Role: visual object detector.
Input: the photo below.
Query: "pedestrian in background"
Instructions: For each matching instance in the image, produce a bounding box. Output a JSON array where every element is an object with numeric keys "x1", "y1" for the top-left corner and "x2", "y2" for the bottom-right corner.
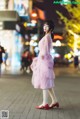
[
  {"x1": 0, "y1": 43, "x2": 5, "y2": 75},
  {"x1": 26, "y1": 51, "x2": 32, "y2": 73},
  {"x1": 3, "y1": 49, "x2": 8, "y2": 70},
  {"x1": 20, "y1": 50, "x2": 27, "y2": 72},
  {"x1": 31, "y1": 20, "x2": 59, "y2": 110},
  {"x1": 20, "y1": 50, "x2": 32, "y2": 73},
  {"x1": 74, "y1": 55, "x2": 79, "y2": 68}
]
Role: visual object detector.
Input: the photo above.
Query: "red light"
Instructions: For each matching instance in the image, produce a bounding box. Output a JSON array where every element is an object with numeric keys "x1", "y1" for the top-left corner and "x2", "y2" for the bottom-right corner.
[{"x1": 54, "y1": 35, "x2": 63, "y2": 40}]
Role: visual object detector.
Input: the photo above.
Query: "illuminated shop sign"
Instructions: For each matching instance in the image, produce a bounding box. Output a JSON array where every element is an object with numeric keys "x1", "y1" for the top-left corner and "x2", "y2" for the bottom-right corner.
[{"x1": 14, "y1": 0, "x2": 29, "y2": 16}]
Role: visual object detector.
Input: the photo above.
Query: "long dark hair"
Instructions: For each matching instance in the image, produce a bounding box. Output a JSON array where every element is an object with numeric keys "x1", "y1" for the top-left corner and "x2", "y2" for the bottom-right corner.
[{"x1": 44, "y1": 20, "x2": 54, "y2": 39}]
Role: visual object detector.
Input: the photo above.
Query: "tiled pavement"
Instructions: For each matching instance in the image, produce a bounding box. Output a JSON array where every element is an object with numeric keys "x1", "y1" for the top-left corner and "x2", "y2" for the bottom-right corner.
[{"x1": 0, "y1": 67, "x2": 80, "y2": 119}]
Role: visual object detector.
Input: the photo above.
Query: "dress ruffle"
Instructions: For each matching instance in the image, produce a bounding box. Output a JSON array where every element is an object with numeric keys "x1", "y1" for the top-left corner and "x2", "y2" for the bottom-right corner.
[{"x1": 31, "y1": 34, "x2": 55, "y2": 89}]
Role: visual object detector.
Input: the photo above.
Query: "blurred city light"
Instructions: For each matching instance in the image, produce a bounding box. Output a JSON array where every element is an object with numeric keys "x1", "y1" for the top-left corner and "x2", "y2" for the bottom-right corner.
[
  {"x1": 55, "y1": 40, "x2": 61, "y2": 46},
  {"x1": 34, "y1": 47, "x2": 39, "y2": 53},
  {"x1": 54, "y1": 53, "x2": 60, "y2": 58},
  {"x1": 74, "y1": 34, "x2": 79, "y2": 52},
  {"x1": 68, "y1": 53, "x2": 72, "y2": 58},
  {"x1": 54, "y1": 35, "x2": 63, "y2": 40},
  {"x1": 74, "y1": 49, "x2": 78, "y2": 56},
  {"x1": 31, "y1": 12, "x2": 37, "y2": 17},
  {"x1": 16, "y1": 24, "x2": 21, "y2": 32},
  {"x1": 0, "y1": 22, "x2": 3, "y2": 25},
  {"x1": 68, "y1": 30, "x2": 74, "y2": 35},
  {"x1": 31, "y1": 35, "x2": 38, "y2": 41},
  {"x1": 72, "y1": 24, "x2": 79, "y2": 30},
  {"x1": 23, "y1": 22, "x2": 27, "y2": 27},
  {"x1": 25, "y1": 34, "x2": 28, "y2": 39},
  {"x1": 27, "y1": 23, "x2": 36, "y2": 27},
  {"x1": 30, "y1": 40, "x2": 34, "y2": 46},
  {"x1": 0, "y1": 0, "x2": 5, "y2": 9},
  {"x1": 33, "y1": 42, "x2": 38, "y2": 46},
  {"x1": 51, "y1": 49, "x2": 55, "y2": 54},
  {"x1": 30, "y1": 9, "x2": 38, "y2": 24},
  {"x1": 64, "y1": 53, "x2": 72, "y2": 59},
  {"x1": 62, "y1": 0, "x2": 70, "y2": 5},
  {"x1": 31, "y1": 20, "x2": 37, "y2": 24},
  {"x1": 25, "y1": 41, "x2": 30, "y2": 45},
  {"x1": 14, "y1": 0, "x2": 29, "y2": 16}
]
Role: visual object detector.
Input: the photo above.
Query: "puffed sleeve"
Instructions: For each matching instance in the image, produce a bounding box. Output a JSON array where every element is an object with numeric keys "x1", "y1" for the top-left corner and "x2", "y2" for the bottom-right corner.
[{"x1": 40, "y1": 34, "x2": 52, "y2": 56}]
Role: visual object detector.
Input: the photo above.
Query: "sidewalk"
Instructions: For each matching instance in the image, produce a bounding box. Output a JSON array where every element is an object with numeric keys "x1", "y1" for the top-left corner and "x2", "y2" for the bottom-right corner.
[
  {"x1": 0, "y1": 70, "x2": 80, "y2": 119},
  {"x1": 54, "y1": 66, "x2": 80, "y2": 78}
]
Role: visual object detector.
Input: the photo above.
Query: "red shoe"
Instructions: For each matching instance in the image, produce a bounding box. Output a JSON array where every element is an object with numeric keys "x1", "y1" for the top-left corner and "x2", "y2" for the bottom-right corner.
[
  {"x1": 50, "y1": 102, "x2": 59, "y2": 109},
  {"x1": 36, "y1": 104, "x2": 50, "y2": 110}
]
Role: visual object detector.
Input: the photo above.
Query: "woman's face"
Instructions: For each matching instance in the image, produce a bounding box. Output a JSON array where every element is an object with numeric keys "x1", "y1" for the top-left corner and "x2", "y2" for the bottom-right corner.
[{"x1": 43, "y1": 23, "x2": 49, "y2": 33}]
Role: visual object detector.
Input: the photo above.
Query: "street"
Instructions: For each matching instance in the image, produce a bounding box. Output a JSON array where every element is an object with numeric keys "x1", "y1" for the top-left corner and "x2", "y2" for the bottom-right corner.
[{"x1": 0, "y1": 66, "x2": 80, "y2": 119}]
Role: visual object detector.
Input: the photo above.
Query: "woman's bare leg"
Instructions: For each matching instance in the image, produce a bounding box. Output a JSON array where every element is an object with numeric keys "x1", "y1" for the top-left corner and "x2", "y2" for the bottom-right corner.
[
  {"x1": 38, "y1": 89, "x2": 48, "y2": 107},
  {"x1": 48, "y1": 88, "x2": 58, "y2": 106},
  {"x1": 43, "y1": 89, "x2": 48, "y2": 105}
]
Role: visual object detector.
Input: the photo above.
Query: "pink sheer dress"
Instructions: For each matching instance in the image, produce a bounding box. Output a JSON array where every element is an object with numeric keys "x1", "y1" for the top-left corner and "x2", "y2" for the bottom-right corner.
[{"x1": 31, "y1": 33, "x2": 55, "y2": 89}]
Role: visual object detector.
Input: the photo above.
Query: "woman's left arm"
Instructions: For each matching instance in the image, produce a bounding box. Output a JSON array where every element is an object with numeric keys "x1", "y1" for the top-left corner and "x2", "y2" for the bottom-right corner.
[{"x1": 40, "y1": 34, "x2": 51, "y2": 59}]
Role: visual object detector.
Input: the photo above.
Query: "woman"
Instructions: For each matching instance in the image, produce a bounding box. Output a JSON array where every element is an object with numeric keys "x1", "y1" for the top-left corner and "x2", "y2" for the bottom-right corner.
[{"x1": 31, "y1": 20, "x2": 59, "y2": 110}]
